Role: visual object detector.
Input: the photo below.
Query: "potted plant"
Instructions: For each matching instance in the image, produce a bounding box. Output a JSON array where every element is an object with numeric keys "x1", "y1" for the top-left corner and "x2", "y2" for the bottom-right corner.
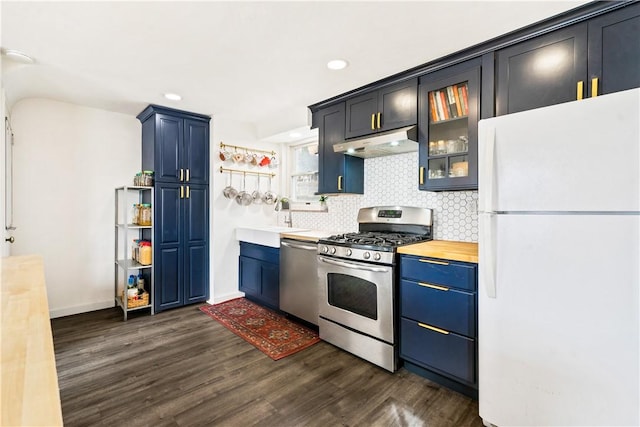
[{"x1": 319, "y1": 195, "x2": 328, "y2": 211}]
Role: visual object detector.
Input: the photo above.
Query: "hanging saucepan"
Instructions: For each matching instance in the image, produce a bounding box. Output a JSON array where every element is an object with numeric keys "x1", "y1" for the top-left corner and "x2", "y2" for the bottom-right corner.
[
  {"x1": 252, "y1": 175, "x2": 263, "y2": 204},
  {"x1": 236, "y1": 173, "x2": 253, "y2": 206},
  {"x1": 262, "y1": 174, "x2": 277, "y2": 205},
  {"x1": 222, "y1": 170, "x2": 237, "y2": 199}
]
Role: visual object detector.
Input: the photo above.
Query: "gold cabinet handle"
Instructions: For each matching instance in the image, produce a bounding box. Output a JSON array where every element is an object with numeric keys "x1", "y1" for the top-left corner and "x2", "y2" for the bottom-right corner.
[
  {"x1": 418, "y1": 259, "x2": 449, "y2": 266},
  {"x1": 371, "y1": 113, "x2": 375, "y2": 130},
  {"x1": 418, "y1": 282, "x2": 449, "y2": 291},
  {"x1": 418, "y1": 322, "x2": 450, "y2": 335},
  {"x1": 186, "y1": 169, "x2": 190, "y2": 182},
  {"x1": 577, "y1": 81, "x2": 584, "y2": 100},
  {"x1": 186, "y1": 186, "x2": 190, "y2": 198},
  {"x1": 419, "y1": 166, "x2": 425, "y2": 185},
  {"x1": 180, "y1": 168, "x2": 184, "y2": 182},
  {"x1": 377, "y1": 112, "x2": 381, "y2": 129},
  {"x1": 180, "y1": 185, "x2": 184, "y2": 199},
  {"x1": 591, "y1": 77, "x2": 599, "y2": 98},
  {"x1": 337, "y1": 175, "x2": 343, "y2": 191}
]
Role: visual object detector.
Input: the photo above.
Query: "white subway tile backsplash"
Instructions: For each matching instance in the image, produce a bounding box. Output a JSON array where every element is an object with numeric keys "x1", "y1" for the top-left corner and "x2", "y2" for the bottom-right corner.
[{"x1": 294, "y1": 152, "x2": 478, "y2": 242}]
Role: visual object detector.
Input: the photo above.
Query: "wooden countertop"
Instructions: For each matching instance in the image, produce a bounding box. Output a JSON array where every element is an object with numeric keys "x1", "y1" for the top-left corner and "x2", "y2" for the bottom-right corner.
[
  {"x1": 280, "y1": 230, "x2": 337, "y2": 243},
  {"x1": 1, "y1": 255, "x2": 63, "y2": 426},
  {"x1": 398, "y1": 240, "x2": 478, "y2": 263}
]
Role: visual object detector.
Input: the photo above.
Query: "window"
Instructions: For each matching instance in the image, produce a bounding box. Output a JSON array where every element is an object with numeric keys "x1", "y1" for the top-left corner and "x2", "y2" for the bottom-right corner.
[{"x1": 289, "y1": 141, "x2": 319, "y2": 202}]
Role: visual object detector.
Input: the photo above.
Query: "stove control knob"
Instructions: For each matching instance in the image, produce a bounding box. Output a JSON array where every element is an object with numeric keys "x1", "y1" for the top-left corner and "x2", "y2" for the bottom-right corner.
[
  {"x1": 322, "y1": 246, "x2": 329, "y2": 253},
  {"x1": 346, "y1": 249, "x2": 352, "y2": 257},
  {"x1": 330, "y1": 247, "x2": 336, "y2": 255},
  {"x1": 373, "y1": 252, "x2": 381, "y2": 261},
  {"x1": 363, "y1": 251, "x2": 371, "y2": 260}
]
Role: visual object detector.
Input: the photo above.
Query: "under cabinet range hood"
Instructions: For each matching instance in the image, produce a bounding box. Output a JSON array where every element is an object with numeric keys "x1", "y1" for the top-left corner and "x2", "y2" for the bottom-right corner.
[{"x1": 333, "y1": 126, "x2": 418, "y2": 159}]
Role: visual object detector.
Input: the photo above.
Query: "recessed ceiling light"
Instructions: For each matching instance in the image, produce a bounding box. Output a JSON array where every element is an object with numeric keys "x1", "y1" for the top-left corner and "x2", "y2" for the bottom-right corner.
[
  {"x1": 2, "y1": 49, "x2": 35, "y2": 64},
  {"x1": 327, "y1": 59, "x2": 348, "y2": 70},
  {"x1": 163, "y1": 93, "x2": 182, "y2": 101},
  {"x1": 289, "y1": 132, "x2": 302, "y2": 138}
]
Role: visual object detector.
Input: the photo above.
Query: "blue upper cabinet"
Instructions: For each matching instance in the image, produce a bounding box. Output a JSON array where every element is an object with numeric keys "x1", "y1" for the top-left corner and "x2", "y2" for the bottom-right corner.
[
  {"x1": 314, "y1": 102, "x2": 364, "y2": 194},
  {"x1": 495, "y1": 1, "x2": 639, "y2": 115},
  {"x1": 138, "y1": 105, "x2": 210, "y2": 185},
  {"x1": 345, "y1": 79, "x2": 417, "y2": 139},
  {"x1": 418, "y1": 59, "x2": 481, "y2": 192},
  {"x1": 183, "y1": 119, "x2": 210, "y2": 185},
  {"x1": 587, "y1": 2, "x2": 640, "y2": 97}
]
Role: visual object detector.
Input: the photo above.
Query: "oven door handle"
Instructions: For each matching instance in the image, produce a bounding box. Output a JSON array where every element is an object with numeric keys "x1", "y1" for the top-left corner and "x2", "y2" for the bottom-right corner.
[{"x1": 319, "y1": 257, "x2": 390, "y2": 273}]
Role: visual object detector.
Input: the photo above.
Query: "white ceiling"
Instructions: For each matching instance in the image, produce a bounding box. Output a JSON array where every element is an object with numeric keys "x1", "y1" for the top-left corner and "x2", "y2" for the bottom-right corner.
[{"x1": 1, "y1": 1, "x2": 588, "y2": 143}]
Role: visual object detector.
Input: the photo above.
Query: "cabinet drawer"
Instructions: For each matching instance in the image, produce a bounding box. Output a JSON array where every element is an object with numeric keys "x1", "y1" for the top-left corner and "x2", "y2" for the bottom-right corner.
[
  {"x1": 239, "y1": 242, "x2": 279, "y2": 264},
  {"x1": 400, "y1": 279, "x2": 476, "y2": 337},
  {"x1": 400, "y1": 317, "x2": 475, "y2": 384},
  {"x1": 400, "y1": 256, "x2": 476, "y2": 291}
]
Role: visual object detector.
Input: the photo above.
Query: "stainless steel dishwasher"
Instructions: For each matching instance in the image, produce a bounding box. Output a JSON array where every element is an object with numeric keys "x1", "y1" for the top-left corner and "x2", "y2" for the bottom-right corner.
[{"x1": 279, "y1": 238, "x2": 319, "y2": 325}]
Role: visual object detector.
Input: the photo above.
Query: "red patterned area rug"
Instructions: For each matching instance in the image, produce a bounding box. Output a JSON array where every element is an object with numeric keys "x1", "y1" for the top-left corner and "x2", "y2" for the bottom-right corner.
[{"x1": 199, "y1": 298, "x2": 320, "y2": 360}]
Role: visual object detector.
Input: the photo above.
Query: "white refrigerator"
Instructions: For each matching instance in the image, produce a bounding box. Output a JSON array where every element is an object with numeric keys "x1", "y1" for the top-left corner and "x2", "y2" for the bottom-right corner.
[{"x1": 477, "y1": 88, "x2": 639, "y2": 426}]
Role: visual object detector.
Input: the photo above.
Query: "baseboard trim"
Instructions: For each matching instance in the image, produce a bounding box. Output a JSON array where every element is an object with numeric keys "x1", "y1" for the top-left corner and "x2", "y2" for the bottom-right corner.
[
  {"x1": 49, "y1": 300, "x2": 114, "y2": 319},
  {"x1": 209, "y1": 291, "x2": 245, "y2": 305}
]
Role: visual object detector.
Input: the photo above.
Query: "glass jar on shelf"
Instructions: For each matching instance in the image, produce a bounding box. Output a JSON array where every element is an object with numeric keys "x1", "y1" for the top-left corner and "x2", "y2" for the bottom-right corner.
[
  {"x1": 139, "y1": 204, "x2": 152, "y2": 226},
  {"x1": 138, "y1": 241, "x2": 152, "y2": 265},
  {"x1": 131, "y1": 204, "x2": 140, "y2": 225},
  {"x1": 142, "y1": 171, "x2": 154, "y2": 186}
]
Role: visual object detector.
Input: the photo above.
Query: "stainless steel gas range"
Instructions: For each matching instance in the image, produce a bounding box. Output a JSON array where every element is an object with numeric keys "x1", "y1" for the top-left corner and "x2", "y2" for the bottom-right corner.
[{"x1": 317, "y1": 206, "x2": 433, "y2": 372}]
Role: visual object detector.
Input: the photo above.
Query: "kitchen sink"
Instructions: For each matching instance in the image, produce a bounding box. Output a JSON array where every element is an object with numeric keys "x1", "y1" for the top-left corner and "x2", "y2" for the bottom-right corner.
[{"x1": 235, "y1": 226, "x2": 309, "y2": 248}]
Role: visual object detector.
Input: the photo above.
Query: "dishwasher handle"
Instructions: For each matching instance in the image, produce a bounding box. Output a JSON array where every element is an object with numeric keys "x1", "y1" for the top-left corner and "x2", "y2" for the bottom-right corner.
[{"x1": 281, "y1": 240, "x2": 318, "y2": 251}]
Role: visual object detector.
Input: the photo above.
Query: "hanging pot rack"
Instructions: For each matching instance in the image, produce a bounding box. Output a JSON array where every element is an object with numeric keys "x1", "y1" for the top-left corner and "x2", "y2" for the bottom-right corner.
[
  {"x1": 219, "y1": 141, "x2": 275, "y2": 156},
  {"x1": 219, "y1": 166, "x2": 275, "y2": 177}
]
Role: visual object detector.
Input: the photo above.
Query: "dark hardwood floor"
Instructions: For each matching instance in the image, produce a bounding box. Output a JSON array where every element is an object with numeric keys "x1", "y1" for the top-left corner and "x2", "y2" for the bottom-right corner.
[{"x1": 51, "y1": 305, "x2": 483, "y2": 427}]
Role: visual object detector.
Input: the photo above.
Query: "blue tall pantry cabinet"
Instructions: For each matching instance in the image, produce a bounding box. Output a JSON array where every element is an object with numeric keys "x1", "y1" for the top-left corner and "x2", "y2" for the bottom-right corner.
[{"x1": 137, "y1": 105, "x2": 210, "y2": 313}]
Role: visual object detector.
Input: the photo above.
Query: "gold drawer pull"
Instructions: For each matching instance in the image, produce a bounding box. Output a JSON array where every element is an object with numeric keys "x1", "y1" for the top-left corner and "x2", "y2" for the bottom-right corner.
[
  {"x1": 418, "y1": 323, "x2": 450, "y2": 335},
  {"x1": 418, "y1": 282, "x2": 449, "y2": 291},
  {"x1": 418, "y1": 259, "x2": 449, "y2": 266},
  {"x1": 576, "y1": 81, "x2": 584, "y2": 100},
  {"x1": 591, "y1": 77, "x2": 599, "y2": 98},
  {"x1": 419, "y1": 166, "x2": 425, "y2": 185},
  {"x1": 371, "y1": 113, "x2": 375, "y2": 130}
]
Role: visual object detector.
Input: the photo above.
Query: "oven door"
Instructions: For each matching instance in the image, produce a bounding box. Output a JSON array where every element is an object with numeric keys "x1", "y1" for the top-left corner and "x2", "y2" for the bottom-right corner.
[{"x1": 318, "y1": 254, "x2": 394, "y2": 343}]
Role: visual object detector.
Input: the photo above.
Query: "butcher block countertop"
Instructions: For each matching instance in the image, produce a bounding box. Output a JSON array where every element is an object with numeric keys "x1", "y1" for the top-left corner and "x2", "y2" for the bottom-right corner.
[
  {"x1": 280, "y1": 230, "x2": 336, "y2": 243},
  {"x1": 398, "y1": 240, "x2": 479, "y2": 263},
  {"x1": 1, "y1": 255, "x2": 63, "y2": 427}
]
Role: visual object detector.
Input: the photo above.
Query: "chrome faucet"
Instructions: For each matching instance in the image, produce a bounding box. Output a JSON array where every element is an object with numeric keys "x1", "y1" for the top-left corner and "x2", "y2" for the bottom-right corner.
[{"x1": 284, "y1": 211, "x2": 292, "y2": 228}]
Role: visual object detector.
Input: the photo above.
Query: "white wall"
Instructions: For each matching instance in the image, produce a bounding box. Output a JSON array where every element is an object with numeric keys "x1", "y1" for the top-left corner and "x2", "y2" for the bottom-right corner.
[
  {"x1": 10, "y1": 99, "x2": 140, "y2": 317},
  {"x1": 209, "y1": 115, "x2": 282, "y2": 303}
]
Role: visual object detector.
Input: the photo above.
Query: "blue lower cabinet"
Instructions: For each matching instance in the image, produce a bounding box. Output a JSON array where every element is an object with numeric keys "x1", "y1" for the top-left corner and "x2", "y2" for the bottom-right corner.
[
  {"x1": 154, "y1": 183, "x2": 209, "y2": 313},
  {"x1": 400, "y1": 279, "x2": 476, "y2": 337},
  {"x1": 400, "y1": 318, "x2": 475, "y2": 384},
  {"x1": 239, "y1": 243, "x2": 279, "y2": 310},
  {"x1": 399, "y1": 254, "x2": 478, "y2": 397}
]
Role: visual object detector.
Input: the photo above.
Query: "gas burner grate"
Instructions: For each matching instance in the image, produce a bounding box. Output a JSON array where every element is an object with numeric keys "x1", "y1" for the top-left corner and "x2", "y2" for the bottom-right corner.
[{"x1": 325, "y1": 232, "x2": 431, "y2": 248}]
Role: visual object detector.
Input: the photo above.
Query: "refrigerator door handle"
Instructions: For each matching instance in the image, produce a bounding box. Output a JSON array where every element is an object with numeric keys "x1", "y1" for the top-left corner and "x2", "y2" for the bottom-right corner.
[
  {"x1": 480, "y1": 212, "x2": 497, "y2": 298},
  {"x1": 478, "y1": 125, "x2": 496, "y2": 213}
]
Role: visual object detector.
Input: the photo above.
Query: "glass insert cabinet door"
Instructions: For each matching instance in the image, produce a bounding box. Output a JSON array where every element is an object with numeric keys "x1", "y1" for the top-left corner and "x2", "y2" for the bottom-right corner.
[{"x1": 418, "y1": 64, "x2": 480, "y2": 191}]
